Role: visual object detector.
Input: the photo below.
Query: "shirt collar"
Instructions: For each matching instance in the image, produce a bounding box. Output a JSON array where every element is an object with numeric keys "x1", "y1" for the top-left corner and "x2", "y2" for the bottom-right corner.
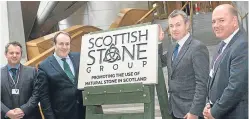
[
  {"x1": 223, "y1": 28, "x2": 239, "y2": 44},
  {"x1": 176, "y1": 32, "x2": 190, "y2": 47},
  {"x1": 53, "y1": 53, "x2": 70, "y2": 61},
  {"x1": 7, "y1": 64, "x2": 20, "y2": 71}
]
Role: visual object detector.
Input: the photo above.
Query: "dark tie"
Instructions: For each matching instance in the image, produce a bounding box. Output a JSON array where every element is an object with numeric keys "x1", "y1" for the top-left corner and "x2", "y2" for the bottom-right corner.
[
  {"x1": 211, "y1": 41, "x2": 227, "y2": 69},
  {"x1": 218, "y1": 41, "x2": 226, "y2": 54},
  {"x1": 10, "y1": 68, "x2": 17, "y2": 82},
  {"x1": 213, "y1": 41, "x2": 226, "y2": 63},
  {"x1": 61, "y1": 58, "x2": 75, "y2": 84},
  {"x1": 172, "y1": 43, "x2": 180, "y2": 61}
]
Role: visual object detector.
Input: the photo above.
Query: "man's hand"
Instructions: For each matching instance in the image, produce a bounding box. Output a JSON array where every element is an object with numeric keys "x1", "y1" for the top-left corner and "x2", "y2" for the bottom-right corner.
[
  {"x1": 183, "y1": 113, "x2": 198, "y2": 119},
  {"x1": 203, "y1": 104, "x2": 211, "y2": 118},
  {"x1": 6, "y1": 110, "x2": 16, "y2": 119},
  {"x1": 6, "y1": 109, "x2": 24, "y2": 119},
  {"x1": 203, "y1": 104, "x2": 215, "y2": 119},
  {"x1": 158, "y1": 24, "x2": 164, "y2": 41},
  {"x1": 203, "y1": 108, "x2": 215, "y2": 119},
  {"x1": 14, "y1": 108, "x2": 25, "y2": 116}
]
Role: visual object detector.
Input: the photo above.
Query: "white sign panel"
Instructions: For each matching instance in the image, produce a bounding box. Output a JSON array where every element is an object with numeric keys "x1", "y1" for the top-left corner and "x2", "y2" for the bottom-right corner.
[{"x1": 78, "y1": 24, "x2": 159, "y2": 89}]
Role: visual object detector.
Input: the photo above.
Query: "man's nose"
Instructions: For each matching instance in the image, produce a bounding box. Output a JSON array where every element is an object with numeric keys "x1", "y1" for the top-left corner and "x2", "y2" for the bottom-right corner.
[
  {"x1": 172, "y1": 26, "x2": 177, "y2": 31},
  {"x1": 62, "y1": 44, "x2": 67, "y2": 48}
]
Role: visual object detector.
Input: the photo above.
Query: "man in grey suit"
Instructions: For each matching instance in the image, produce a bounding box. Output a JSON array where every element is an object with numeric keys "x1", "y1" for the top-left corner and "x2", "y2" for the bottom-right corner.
[
  {"x1": 1, "y1": 41, "x2": 41, "y2": 119},
  {"x1": 158, "y1": 10, "x2": 209, "y2": 119},
  {"x1": 203, "y1": 4, "x2": 248, "y2": 119}
]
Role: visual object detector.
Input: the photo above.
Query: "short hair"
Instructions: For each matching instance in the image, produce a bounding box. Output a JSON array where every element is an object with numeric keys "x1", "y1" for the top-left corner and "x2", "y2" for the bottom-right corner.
[
  {"x1": 53, "y1": 31, "x2": 72, "y2": 44},
  {"x1": 5, "y1": 41, "x2": 23, "y2": 54},
  {"x1": 168, "y1": 10, "x2": 189, "y2": 23}
]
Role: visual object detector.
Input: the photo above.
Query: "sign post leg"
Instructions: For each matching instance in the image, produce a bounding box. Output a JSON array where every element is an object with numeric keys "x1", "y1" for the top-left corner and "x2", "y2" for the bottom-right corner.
[
  {"x1": 144, "y1": 85, "x2": 155, "y2": 119},
  {"x1": 156, "y1": 56, "x2": 172, "y2": 119}
]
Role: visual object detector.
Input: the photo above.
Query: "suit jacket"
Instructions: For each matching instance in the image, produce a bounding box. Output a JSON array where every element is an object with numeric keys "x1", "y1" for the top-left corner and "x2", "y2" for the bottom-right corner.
[
  {"x1": 208, "y1": 29, "x2": 248, "y2": 119},
  {"x1": 1, "y1": 64, "x2": 41, "y2": 119},
  {"x1": 159, "y1": 36, "x2": 209, "y2": 118},
  {"x1": 38, "y1": 52, "x2": 85, "y2": 119}
]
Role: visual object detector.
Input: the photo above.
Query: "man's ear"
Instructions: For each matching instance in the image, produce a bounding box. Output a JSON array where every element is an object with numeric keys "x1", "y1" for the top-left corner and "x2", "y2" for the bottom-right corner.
[
  {"x1": 186, "y1": 20, "x2": 191, "y2": 31},
  {"x1": 232, "y1": 16, "x2": 238, "y2": 27}
]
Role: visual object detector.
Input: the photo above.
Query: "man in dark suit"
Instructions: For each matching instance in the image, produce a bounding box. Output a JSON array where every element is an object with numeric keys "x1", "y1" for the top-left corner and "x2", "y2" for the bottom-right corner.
[
  {"x1": 38, "y1": 31, "x2": 85, "y2": 119},
  {"x1": 1, "y1": 41, "x2": 41, "y2": 119},
  {"x1": 158, "y1": 10, "x2": 209, "y2": 119},
  {"x1": 203, "y1": 4, "x2": 248, "y2": 119}
]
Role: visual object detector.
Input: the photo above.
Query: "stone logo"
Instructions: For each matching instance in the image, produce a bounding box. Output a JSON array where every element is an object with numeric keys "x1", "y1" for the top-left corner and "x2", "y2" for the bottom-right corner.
[{"x1": 104, "y1": 44, "x2": 121, "y2": 63}]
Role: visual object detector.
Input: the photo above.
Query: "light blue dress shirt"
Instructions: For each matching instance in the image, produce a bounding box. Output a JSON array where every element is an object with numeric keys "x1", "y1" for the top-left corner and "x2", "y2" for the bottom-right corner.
[
  {"x1": 53, "y1": 53, "x2": 75, "y2": 76},
  {"x1": 7, "y1": 64, "x2": 20, "y2": 78}
]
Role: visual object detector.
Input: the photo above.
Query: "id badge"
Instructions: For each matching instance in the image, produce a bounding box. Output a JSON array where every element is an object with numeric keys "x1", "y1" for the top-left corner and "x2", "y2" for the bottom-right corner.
[
  {"x1": 12, "y1": 89, "x2": 19, "y2": 95},
  {"x1": 209, "y1": 69, "x2": 214, "y2": 78}
]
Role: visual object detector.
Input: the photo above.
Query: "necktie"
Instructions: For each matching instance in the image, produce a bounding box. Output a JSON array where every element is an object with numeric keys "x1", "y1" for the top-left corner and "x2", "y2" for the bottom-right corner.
[
  {"x1": 172, "y1": 43, "x2": 180, "y2": 61},
  {"x1": 211, "y1": 41, "x2": 227, "y2": 70},
  {"x1": 218, "y1": 41, "x2": 226, "y2": 54},
  {"x1": 212, "y1": 41, "x2": 226, "y2": 64},
  {"x1": 61, "y1": 58, "x2": 75, "y2": 84},
  {"x1": 10, "y1": 68, "x2": 17, "y2": 82}
]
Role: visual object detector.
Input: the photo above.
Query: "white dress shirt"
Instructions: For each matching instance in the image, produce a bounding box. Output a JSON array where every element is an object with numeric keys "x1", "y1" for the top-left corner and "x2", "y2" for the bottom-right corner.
[
  {"x1": 220, "y1": 28, "x2": 239, "y2": 53},
  {"x1": 176, "y1": 32, "x2": 190, "y2": 53}
]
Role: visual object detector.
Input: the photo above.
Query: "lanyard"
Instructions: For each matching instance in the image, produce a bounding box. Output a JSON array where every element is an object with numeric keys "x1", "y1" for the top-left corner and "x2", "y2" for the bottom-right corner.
[
  {"x1": 211, "y1": 53, "x2": 222, "y2": 72},
  {"x1": 208, "y1": 51, "x2": 224, "y2": 103},
  {"x1": 211, "y1": 43, "x2": 228, "y2": 71}
]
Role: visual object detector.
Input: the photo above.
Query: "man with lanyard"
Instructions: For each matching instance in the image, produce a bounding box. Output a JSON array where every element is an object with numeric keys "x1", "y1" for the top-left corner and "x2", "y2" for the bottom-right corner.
[
  {"x1": 1, "y1": 41, "x2": 41, "y2": 119},
  {"x1": 203, "y1": 4, "x2": 248, "y2": 119}
]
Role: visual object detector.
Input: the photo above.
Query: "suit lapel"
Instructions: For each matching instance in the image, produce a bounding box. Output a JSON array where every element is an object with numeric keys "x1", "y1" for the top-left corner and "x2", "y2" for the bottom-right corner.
[
  {"x1": 50, "y1": 55, "x2": 72, "y2": 84},
  {"x1": 18, "y1": 65, "x2": 25, "y2": 95},
  {"x1": 171, "y1": 36, "x2": 192, "y2": 74},
  {"x1": 1, "y1": 66, "x2": 12, "y2": 96},
  {"x1": 210, "y1": 46, "x2": 219, "y2": 67},
  {"x1": 208, "y1": 42, "x2": 224, "y2": 89},
  {"x1": 209, "y1": 29, "x2": 242, "y2": 88},
  {"x1": 168, "y1": 44, "x2": 174, "y2": 74}
]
